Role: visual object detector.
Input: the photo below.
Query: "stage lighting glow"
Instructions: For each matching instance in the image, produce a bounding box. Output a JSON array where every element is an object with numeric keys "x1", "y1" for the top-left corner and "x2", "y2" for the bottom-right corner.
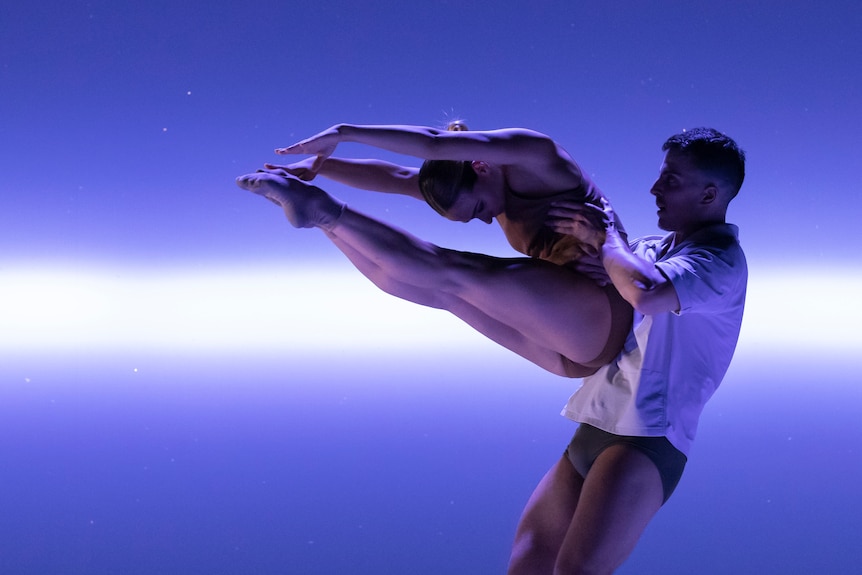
[
  {"x1": 1, "y1": 263, "x2": 858, "y2": 354},
  {"x1": 739, "y1": 265, "x2": 860, "y2": 352},
  {"x1": 0, "y1": 263, "x2": 478, "y2": 353}
]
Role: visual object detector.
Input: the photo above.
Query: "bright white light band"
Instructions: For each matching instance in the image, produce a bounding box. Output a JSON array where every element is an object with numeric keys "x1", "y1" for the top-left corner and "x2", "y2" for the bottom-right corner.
[
  {"x1": 0, "y1": 263, "x2": 479, "y2": 353},
  {"x1": 1, "y1": 263, "x2": 858, "y2": 353}
]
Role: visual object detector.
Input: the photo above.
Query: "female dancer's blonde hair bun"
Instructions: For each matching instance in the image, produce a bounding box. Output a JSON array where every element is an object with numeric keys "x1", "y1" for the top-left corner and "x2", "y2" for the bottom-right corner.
[{"x1": 446, "y1": 120, "x2": 469, "y2": 132}]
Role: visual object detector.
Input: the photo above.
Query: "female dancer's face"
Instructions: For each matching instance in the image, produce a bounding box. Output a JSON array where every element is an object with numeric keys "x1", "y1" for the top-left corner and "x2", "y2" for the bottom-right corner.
[{"x1": 443, "y1": 174, "x2": 505, "y2": 224}]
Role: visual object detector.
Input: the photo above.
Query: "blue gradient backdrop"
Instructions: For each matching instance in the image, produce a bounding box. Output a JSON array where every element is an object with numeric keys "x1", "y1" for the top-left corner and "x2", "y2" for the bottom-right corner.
[{"x1": 2, "y1": 1, "x2": 861, "y2": 573}]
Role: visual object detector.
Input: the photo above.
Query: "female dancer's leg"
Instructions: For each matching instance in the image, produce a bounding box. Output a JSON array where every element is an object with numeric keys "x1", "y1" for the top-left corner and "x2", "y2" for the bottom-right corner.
[{"x1": 237, "y1": 172, "x2": 630, "y2": 377}]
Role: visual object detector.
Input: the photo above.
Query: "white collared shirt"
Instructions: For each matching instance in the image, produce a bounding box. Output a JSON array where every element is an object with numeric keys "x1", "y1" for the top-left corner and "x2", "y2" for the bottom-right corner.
[{"x1": 561, "y1": 223, "x2": 748, "y2": 455}]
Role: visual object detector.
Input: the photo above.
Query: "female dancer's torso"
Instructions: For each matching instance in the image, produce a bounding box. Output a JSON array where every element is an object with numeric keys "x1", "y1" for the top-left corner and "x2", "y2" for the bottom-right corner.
[{"x1": 496, "y1": 174, "x2": 623, "y2": 266}]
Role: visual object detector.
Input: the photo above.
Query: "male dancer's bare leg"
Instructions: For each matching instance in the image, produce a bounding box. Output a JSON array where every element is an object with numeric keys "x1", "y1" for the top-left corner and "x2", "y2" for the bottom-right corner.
[{"x1": 236, "y1": 172, "x2": 620, "y2": 376}]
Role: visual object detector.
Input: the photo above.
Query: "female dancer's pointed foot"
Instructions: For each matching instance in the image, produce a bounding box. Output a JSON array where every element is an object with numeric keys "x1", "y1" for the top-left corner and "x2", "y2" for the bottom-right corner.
[{"x1": 236, "y1": 171, "x2": 344, "y2": 230}]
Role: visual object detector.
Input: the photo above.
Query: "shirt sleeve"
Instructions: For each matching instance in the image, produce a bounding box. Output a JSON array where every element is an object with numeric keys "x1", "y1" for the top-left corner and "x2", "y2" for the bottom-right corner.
[{"x1": 655, "y1": 236, "x2": 747, "y2": 315}]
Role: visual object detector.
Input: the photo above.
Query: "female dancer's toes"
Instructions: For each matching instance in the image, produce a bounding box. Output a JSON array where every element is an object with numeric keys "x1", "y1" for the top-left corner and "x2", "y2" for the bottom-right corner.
[{"x1": 237, "y1": 172, "x2": 344, "y2": 230}]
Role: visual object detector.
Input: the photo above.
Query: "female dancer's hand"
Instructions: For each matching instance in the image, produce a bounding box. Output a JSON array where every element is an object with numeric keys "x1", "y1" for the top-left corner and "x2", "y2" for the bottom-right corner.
[{"x1": 275, "y1": 125, "x2": 342, "y2": 171}]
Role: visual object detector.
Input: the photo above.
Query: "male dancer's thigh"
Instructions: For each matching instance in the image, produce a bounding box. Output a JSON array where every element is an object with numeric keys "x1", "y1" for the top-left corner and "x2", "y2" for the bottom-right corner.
[{"x1": 557, "y1": 444, "x2": 664, "y2": 573}]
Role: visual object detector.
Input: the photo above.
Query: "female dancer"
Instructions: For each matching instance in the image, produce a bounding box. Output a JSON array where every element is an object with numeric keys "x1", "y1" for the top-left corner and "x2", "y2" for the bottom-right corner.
[
  {"x1": 268, "y1": 122, "x2": 624, "y2": 265},
  {"x1": 238, "y1": 125, "x2": 631, "y2": 377}
]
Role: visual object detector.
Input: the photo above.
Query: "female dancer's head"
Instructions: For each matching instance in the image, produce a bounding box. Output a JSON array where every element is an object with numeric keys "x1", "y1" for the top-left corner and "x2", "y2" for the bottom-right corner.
[
  {"x1": 418, "y1": 158, "x2": 478, "y2": 216},
  {"x1": 418, "y1": 121, "x2": 504, "y2": 224}
]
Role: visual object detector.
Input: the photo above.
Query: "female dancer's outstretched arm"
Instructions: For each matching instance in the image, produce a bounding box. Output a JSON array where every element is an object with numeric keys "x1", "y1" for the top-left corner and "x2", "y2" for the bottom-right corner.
[
  {"x1": 275, "y1": 124, "x2": 582, "y2": 190},
  {"x1": 265, "y1": 157, "x2": 422, "y2": 199}
]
